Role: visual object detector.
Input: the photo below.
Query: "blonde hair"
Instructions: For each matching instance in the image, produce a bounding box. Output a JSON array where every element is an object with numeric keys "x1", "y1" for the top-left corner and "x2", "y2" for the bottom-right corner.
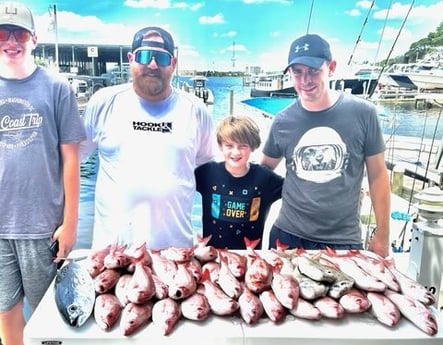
[{"x1": 216, "y1": 115, "x2": 261, "y2": 151}]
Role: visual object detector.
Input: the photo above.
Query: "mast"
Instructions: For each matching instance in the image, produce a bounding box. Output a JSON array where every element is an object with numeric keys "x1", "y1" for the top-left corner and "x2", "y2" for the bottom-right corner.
[
  {"x1": 368, "y1": 0, "x2": 416, "y2": 99},
  {"x1": 306, "y1": 0, "x2": 315, "y2": 34},
  {"x1": 347, "y1": 0, "x2": 375, "y2": 66},
  {"x1": 48, "y1": 4, "x2": 59, "y2": 71},
  {"x1": 231, "y1": 41, "x2": 236, "y2": 69}
]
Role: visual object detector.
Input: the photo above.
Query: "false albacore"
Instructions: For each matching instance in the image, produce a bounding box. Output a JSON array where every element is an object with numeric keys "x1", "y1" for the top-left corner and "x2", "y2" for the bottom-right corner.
[{"x1": 54, "y1": 260, "x2": 95, "y2": 327}]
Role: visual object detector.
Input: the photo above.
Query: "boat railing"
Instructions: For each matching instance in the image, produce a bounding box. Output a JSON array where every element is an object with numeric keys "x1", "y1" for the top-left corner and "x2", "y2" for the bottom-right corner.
[{"x1": 270, "y1": 92, "x2": 296, "y2": 98}]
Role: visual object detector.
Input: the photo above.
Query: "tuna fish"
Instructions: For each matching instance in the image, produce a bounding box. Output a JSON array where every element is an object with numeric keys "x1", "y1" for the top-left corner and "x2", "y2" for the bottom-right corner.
[
  {"x1": 54, "y1": 260, "x2": 95, "y2": 327},
  {"x1": 94, "y1": 293, "x2": 122, "y2": 331}
]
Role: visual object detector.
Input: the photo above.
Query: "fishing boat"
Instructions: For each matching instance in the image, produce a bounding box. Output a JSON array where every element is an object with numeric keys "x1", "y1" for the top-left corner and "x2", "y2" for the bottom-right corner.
[
  {"x1": 381, "y1": 62, "x2": 443, "y2": 91},
  {"x1": 249, "y1": 68, "x2": 379, "y2": 98},
  {"x1": 407, "y1": 66, "x2": 443, "y2": 90},
  {"x1": 180, "y1": 75, "x2": 215, "y2": 105},
  {"x1": 249, "y1": 72, "x2": 295, "y2": 97},
  {"x1": 330, "y1": 65, "x2": 381, "y2": 97}
]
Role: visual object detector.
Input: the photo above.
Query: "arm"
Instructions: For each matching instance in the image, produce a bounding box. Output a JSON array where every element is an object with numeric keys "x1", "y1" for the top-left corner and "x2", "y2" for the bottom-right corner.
[
  {"x1": 260, "y1": 153, "x2": 282, "y2": 171},
  {"x1": 53, "y1": 142, "x2": 81, "y2": 261},
  {"x1": 365, "y1": 152, "x2": 391, "y2": 257}
]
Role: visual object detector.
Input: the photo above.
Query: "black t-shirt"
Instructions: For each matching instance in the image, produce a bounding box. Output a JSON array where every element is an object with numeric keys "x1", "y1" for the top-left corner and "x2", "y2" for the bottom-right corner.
[{"x1": 195, "y1": 161, "x2": 283, "y2": 249}]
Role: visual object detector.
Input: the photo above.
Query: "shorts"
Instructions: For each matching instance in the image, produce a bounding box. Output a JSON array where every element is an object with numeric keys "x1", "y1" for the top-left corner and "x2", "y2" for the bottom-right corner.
[
  {"x1": 0, "y1": 238, "x2": 57, "y2": 314},
  {"x1": 268, "y1": 225, "x2": 363, "y2": 250}
]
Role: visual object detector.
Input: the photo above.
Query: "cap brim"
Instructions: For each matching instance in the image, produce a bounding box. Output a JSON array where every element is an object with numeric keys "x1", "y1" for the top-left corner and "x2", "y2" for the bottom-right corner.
[
  {"x1": 285, "y1": 56, "x2": 326, "y2": 72},
  {"x1": 1, "y1": 22, "x2": 34, "y2": 33}
]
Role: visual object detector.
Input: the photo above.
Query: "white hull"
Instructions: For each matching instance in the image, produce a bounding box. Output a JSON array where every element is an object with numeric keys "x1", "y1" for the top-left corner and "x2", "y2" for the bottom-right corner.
[{"x1": 407, "y1": 70, "x2": 443, "y2": 90}]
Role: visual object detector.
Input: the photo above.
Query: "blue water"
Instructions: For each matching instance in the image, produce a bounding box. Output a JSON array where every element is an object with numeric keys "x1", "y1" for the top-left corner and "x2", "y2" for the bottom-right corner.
[{"x1": 74, "y1": 77, "x2": 443, "y2": 250}]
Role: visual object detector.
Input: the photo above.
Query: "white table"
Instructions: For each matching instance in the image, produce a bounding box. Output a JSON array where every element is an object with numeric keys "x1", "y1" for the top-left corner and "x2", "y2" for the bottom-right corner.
[{"x1": 24, "y1": 252, "x2": 443, "y2": 345}]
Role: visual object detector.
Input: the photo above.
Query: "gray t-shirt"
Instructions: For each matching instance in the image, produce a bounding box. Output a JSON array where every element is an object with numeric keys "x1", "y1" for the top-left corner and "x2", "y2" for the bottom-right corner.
[
  {"x1": 0, "y1": 67, "x2": 86, "y2": 239},
  {"x1": 263, "y1": 93, "x2": 385, "y2": 245}
]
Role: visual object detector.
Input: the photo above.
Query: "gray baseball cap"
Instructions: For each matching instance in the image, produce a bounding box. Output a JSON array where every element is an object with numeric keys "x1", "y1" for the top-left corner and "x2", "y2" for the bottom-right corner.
[{"x1": 0, "y1": 1, "x2": 35, "y2": 33}]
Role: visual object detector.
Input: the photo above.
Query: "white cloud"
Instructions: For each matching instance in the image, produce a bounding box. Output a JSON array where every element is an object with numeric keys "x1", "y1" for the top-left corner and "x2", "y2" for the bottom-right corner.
[
  {"x1": 199, "y1": 13, "x2": 225, "y2": 24},
  {"x1": 124, "y1": 0, "x2": 172, "y2": 9},
  {"x1": 346, "y1": 9, "x2": 361, "y2": 17}
]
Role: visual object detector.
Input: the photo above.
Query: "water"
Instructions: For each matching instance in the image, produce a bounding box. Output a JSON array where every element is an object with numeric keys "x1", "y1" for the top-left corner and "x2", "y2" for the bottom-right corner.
[{"x1": 75, "y1": 77, "x2": 443, "y2": 250}]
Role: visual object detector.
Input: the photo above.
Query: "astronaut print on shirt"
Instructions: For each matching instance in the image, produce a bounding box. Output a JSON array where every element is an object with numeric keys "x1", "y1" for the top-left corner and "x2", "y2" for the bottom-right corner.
[
  {"x1": 291, "y1": 126, "x2": 349, "y2": 183},
  {"x1": 0, "y1": 97, "x2": 42, "y2": 150}
]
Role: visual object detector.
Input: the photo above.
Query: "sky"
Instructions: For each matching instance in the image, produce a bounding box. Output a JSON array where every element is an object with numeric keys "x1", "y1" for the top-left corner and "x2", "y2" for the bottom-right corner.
[{"x1": 16, "y1": 0, "x2": 443, "y2": 73}]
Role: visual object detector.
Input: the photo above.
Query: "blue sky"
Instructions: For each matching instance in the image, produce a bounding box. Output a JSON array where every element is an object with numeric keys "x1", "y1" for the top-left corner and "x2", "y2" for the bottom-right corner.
[{"x1": 18, "y1": 0, "x2": 443, "y2": 72}]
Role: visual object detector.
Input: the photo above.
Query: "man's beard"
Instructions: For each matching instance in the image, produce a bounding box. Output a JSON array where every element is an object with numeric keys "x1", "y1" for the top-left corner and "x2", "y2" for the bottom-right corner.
[{"x1": 135, "y1": 72, "x2": 165, "y2": 97}]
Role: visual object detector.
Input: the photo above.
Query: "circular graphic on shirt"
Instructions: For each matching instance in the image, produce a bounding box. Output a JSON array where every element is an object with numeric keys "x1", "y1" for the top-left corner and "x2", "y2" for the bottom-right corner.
[
  {"x1": 0, "y1": 97, "x2": 42, "y2": 150},
  {"x1": 291, "y1": 126, "x2": 349, "y2": 183}
]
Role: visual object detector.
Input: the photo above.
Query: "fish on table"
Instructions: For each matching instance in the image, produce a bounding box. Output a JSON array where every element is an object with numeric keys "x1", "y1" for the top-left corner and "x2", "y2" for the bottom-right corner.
[{"x1": 53, "y1": 259, "x2": 95, "y2": 328}]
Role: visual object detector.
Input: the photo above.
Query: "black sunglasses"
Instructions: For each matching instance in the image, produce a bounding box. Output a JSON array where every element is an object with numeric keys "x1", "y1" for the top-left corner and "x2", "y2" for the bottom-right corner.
[{"x1": 134, "y1": 49, "x2": 172, "y2": 67}]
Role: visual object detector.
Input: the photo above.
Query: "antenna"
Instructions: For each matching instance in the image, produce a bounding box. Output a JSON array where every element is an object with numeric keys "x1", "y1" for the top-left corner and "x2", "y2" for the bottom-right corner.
[
  {"x1": 231, "y1": 41, "x2": 236, "y2": 68},
  {"x1": 48, "y1": 4, "x2": 59, "y2": 71}
]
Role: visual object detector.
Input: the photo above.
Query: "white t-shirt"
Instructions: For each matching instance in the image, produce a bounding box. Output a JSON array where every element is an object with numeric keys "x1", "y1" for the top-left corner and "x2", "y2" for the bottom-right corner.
[{"x1": 81, "y1": 84, "x2": 214, "y2": 250}]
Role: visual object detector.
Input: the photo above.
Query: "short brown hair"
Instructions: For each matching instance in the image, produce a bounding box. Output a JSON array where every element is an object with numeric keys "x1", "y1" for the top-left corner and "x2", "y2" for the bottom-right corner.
[{"x1": 216, "y1": 115, "x2": 261, "y2": 151}]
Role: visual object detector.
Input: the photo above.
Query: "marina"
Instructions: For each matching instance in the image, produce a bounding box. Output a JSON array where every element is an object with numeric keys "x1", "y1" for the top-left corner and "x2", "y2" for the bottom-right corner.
[
  {"x1": 18, "y1": 69, "x2": 443, "y2": 343},
  {"x1": 51, "y1": 78, "x2": 440, "y2": 345},
  {"x1": 76, "y1": 76, "x2": 443, "y2": 252},
  {"x1": 2, "y1": 1, "x2": 443, "y2": 345}
]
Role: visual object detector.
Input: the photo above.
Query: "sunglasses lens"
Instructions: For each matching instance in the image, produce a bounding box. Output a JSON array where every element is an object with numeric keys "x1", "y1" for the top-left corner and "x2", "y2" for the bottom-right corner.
[
  {"x1": 14, "y1": 30, "x2": 31, "y2": 42},
  {"x1": 0, "y1": 28, "x2": 31, "y2": 42},
  {"x1": 134, "y1": 50, "x2": 172, "y2": 67},
  {"x1": 0, "y1": 29, "x2": 10, "y2": 41}
]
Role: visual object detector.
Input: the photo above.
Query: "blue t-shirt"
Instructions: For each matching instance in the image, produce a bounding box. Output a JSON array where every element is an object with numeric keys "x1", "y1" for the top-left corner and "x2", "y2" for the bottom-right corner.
[{"x1": 0, "y1": 67, "x2": 86, "y2": 239}]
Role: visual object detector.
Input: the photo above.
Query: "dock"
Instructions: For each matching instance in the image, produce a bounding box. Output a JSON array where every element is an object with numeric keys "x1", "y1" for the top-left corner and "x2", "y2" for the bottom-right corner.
[{"x1": 374, "y1": 88, "x2": 443, "y2": 109}]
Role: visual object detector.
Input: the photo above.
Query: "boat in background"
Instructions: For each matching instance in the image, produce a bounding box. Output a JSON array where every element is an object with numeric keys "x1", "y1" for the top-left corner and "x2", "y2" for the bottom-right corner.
[
  {"x1": 180, "y1": 75, "x2": 215, "y2": 105},
  {"x1": 330, "y1": 64, "x2": 380, "y2": 97},
  {"x1": 381, "y1": 62, "x2": 443, "y2": 90},
  {"x1": 407, "y1": 66, "x2": 443, "y2": 90},
  {"x1": 250, "y1": 72, "x2": 295, "y2": 97},
  {"x1": 250, "y1": 66, "x2": 379, "y2": 98}
]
